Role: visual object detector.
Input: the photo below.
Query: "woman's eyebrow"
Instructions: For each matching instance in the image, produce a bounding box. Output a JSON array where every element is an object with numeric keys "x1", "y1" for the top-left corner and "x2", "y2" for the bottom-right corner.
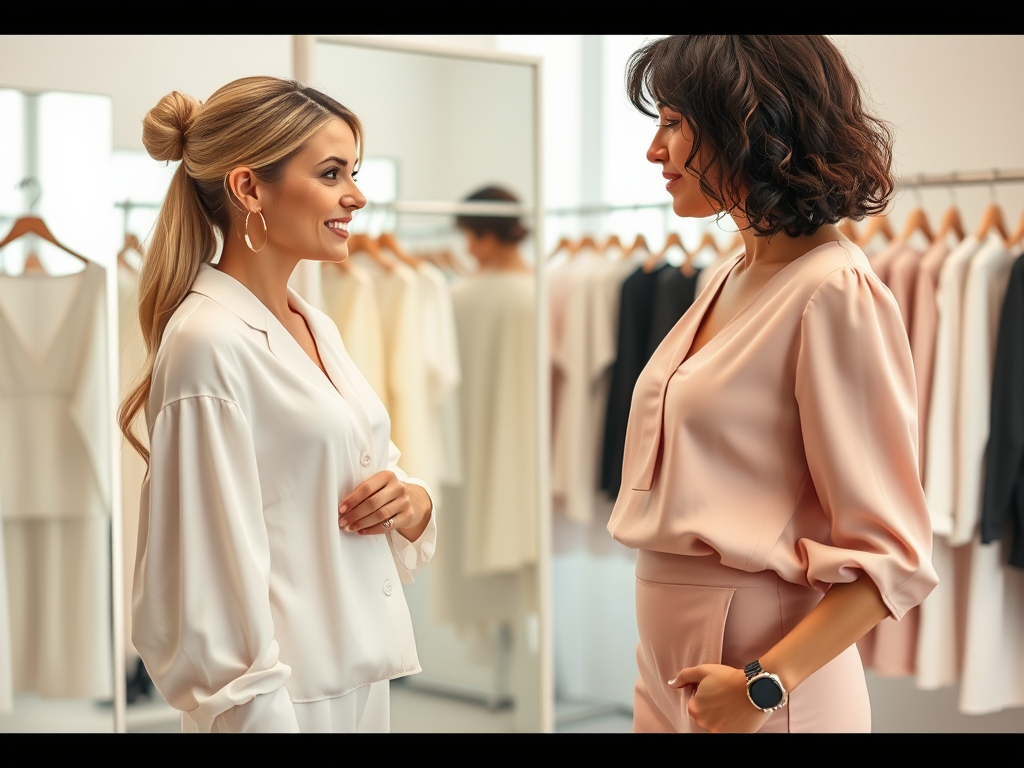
[{"x1": 318, "y1": 155, "x2": 349, "y2": 166}]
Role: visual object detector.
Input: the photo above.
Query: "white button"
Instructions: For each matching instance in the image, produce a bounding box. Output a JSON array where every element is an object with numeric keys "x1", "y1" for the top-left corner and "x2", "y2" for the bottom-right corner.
[
  {"x1": 382, "y1": 579, "x2": 394, "y2": 597},
  {"x1": 360, "y1": 452, "x2": 371, "y2": 467}
]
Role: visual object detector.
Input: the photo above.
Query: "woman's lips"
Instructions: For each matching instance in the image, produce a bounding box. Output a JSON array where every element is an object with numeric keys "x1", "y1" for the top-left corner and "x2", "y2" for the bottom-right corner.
[{"x1": 664, "y1": 173, "x2": 682, "y2": 191}]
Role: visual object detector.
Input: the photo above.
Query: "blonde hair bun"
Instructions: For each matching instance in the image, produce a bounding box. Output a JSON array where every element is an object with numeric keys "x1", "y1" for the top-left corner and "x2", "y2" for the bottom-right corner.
[{"x1": 142, "y1": 91, "x2": 201, "y2": 163}]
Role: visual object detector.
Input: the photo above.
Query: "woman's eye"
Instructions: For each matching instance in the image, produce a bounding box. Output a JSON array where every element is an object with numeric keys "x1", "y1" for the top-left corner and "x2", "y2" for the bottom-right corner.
[{"x1": 323, "y1": 168, "x2": 339, "y2": 180}]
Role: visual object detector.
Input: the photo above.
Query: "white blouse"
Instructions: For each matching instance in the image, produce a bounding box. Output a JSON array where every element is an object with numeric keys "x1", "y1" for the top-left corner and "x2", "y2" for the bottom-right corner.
[{"x1": 133, "y1": 264, "x2": 437, "y2": 733}]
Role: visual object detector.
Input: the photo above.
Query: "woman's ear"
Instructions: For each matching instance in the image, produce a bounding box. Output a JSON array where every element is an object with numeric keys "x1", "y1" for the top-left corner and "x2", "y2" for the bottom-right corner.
[{"x1": 226, "y1": 166, "x2": 262, "y2": 214}]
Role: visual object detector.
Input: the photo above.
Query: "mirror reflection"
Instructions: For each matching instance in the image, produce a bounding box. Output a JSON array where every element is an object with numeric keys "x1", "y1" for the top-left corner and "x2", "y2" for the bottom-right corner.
[{"x1": 309, "y1": 39, "x2": 542, "y2": 733}]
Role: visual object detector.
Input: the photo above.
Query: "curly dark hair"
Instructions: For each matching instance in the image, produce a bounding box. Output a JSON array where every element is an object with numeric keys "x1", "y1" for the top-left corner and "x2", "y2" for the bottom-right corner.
[{"x1": 626, "y1": 35, "x2": 895, "y2": 237}]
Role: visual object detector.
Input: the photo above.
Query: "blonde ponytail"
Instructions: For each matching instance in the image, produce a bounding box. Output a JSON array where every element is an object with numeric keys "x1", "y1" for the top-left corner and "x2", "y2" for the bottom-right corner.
[{"x1": 118, "y1": 77, "x2": 363, "y2": 463}]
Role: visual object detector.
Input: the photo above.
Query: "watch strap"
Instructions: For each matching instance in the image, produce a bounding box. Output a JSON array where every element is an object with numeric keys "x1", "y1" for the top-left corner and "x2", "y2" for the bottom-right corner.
[{"x1": 743, "y1": 660, "x2": 764, "y2": 680}]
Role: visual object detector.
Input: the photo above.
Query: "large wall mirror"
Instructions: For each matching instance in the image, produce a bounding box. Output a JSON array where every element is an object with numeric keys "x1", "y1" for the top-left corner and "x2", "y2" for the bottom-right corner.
[{"x1": 298, "y1": 36, "x2": 550, "y2": 733}]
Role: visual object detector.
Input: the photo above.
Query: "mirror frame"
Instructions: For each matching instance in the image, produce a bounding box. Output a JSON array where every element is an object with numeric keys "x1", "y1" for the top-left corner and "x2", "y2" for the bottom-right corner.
[{"x1": 294, "y1": 35, "x2": 552, "y2": 733}]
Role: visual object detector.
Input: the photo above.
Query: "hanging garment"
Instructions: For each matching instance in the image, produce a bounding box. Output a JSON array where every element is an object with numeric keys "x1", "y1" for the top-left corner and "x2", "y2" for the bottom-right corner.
[
  {"x1": 448, "y1": 271, "x2": 537, "y2": 576},
  {"x1": 982, "y1": 250, "x2": 1024, "y2": 567},
  {"x1": 952, "y1": 236, "x2": 1024, "y2": 716},
  {"x1": 547, "y1": 249, "x2": 601, "y2": 512},
  {"x1": 0, "y1": 262, "x2": 113, "y2": 699},
  {"x1": 910, "y1": 238, "x2": 953, "y2": 482},
  {"x1": 415, "y1": 262, "x2": 462, "y2": 488},
  {"x1": 355, "y1": 257, "x2": 435, "y2": 493},
  {"x1": 118, "y1": 263, "x2": 147, "y2": 665},
  {"x1": 951, "y1": 234, "x2": 1017, "y2": 547},
  {"x1": 884, "y1": 245, "x2": 924, "y2": 339},
  {"x1": 320, "y1": 261, "x2": 388, "y2": 411},
  {"x1": 647, "y1": 264, "x2": 701, "y2": 358},
  {"x1": 133, "y1": 264, "x2": 436, "y2": 733},
  {"x1": 958, "y1": 533, "x2": 1024, "y2": 714},
  {"x1": 923, "y1": 235, "x2": 982, "y2": 538},
  {"x1": 600, "y1": 262, "x2": 667, "y2": 500},
  {"x1": 608, "y1": 240, "x2": 938, "y2": 621}
]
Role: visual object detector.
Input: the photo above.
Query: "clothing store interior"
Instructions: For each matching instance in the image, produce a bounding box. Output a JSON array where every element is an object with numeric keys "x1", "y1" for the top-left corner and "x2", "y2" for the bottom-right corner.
[{"x1": 0, "y1": 34, "x2": 1022, "y2": 733}]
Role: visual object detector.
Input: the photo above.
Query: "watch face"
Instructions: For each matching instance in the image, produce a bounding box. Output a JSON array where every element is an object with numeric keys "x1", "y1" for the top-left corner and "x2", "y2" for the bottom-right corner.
[{"x1": 749, "y1": 677, "x2": 784, "y2": 709}]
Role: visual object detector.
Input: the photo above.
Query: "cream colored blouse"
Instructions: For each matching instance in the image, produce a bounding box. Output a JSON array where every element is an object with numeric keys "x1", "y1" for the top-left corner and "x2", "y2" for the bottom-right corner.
[
  {"x1": 607, "y1": 240, "x2": 938, "y2": 621},
  {"x1": 133, "y1": 264, "x2": 436, "y2": 732}
]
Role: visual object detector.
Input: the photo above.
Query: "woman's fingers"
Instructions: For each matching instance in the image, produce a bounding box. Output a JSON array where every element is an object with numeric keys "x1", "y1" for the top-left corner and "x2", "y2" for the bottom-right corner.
[
  {"x1": 339, "y1": 474, "x2": 409, "y2": 533},
  {"x1": 338, "y1": 471, "x2": 391, "y2": 516},
  {"x1": 351, "y1": 498, "x2": 408, "y2": 536},
  {"x1": 668, "y1": 665, "x2": 708, "y2": 688}
]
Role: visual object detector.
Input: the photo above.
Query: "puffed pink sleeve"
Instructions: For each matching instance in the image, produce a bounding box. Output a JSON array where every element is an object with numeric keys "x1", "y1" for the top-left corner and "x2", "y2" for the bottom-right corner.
[{"x1": 794, "y1": 267, "x2": 938, "y2": 620}]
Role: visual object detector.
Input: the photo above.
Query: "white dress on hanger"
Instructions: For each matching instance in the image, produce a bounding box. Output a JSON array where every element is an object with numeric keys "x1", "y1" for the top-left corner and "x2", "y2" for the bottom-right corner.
[
  {"x1": 133, "y1": 264, "x2": 436, "y2": 733},
  {"x1": 0, "y1": 262, "x2": 113, "y2": 699}
]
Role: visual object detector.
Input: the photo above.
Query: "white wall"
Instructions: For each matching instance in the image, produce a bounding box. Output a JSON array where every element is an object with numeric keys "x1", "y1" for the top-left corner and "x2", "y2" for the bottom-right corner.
[
  {"x1": 0, "y1": 36, "x2": 294, "y2": 151},
  {"x1": 833, "y1": 35, "x2": 1024, "y2": 230}
]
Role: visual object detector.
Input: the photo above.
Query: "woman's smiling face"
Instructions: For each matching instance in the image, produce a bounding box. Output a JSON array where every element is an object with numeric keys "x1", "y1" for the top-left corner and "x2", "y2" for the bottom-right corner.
[
  {"x1": 259, "y1": 117, "x2": 367, "y2": 262},
  {"x1": 647, "y1": 106, "x2": 721, "y2": 220}
]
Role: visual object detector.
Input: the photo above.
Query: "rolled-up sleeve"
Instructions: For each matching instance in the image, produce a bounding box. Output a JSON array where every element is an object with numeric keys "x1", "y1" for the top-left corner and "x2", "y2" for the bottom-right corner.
[
  {"x1": 794, "y1": 267, "x2": 939, "y2": 620},
  {"x1": 133, "y1": 396, "x2": 299, "y2": 732},
  {"x1": 385, "y1": 439, "x2": 437, "y2": 583}
]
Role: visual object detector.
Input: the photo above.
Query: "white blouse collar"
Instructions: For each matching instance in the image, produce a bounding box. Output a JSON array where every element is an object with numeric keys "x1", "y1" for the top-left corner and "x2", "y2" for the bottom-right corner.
[{"x1": 189, "y1": 263, "x2": 343, "y2": 402}]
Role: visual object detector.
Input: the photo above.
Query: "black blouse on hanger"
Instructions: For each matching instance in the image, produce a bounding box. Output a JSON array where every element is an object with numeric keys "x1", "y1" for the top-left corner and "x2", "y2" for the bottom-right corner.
[
  {"x1": 982, "y1": 249, "x2": 1024, "y2": 569},
  {"x1": 600, "y1": 264, "x2": 669, "y2": 499}
]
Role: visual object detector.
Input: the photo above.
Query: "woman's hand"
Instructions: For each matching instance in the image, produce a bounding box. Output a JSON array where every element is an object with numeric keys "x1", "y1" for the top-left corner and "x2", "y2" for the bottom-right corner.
[
  {"x1": 669, "y1": 664, "x2": 771, "y2": 733},
  {"x1": 338, "y1": 470, "x2": 432, "y2": 542}
]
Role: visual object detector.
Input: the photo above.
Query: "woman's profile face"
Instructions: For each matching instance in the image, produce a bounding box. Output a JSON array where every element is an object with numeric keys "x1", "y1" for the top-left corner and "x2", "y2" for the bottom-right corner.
[
  {"x1": 261, "y1": 117, "x2": 366, "y2": 263},
  {"x1": 647, "y1": 106, "x2": 720, "y2": 219}
]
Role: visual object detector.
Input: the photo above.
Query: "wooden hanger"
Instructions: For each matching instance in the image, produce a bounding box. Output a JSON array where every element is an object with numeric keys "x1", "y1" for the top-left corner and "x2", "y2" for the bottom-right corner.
[
  {"x1": 625, "y1": 233, "x2": 649, "y2": 260},
  {"x1": 548, "y1": 236, "x2": 574, "y2": 261},
  {"x1": 897, "y1": 208, "x2": 934, "y2": 245},
  {"x1": 974, "y1": 202, "x2": 1010, "y2": 242},
  {"x1": 378, "y1": 231, "x2": 422, "y2": 269},
  {"x1": 1004, "y1": 207, "x2": 1024, "y2": 250},
  {"x1": 644, "y1": 232, "x2": 687, "y2": 274},
  {"x1": 347, "y1": 232, "x2": 394, "y2": 272},
  {"x1": 856, "y1": 214, "x2": 895, "y2": 249},
  {"x1": 0, "y1": 215, "x2": 91, "y2": 275},
  {"x1": 601, "y1": 233, "x2": 624, "y2": 256},
  {"x1": 573, "y1": 234, "x2": 599, "y2": 257},
  {"x1": 685, "y1": 230, "x2": 722, "y2": 275},
  {"x1": 934, "y1": 206, "x2": 965, "y2": 243}
]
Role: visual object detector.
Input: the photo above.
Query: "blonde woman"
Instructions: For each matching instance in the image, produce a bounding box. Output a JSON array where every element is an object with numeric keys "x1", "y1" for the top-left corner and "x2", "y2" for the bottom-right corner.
[{"x1": 121, "y1": 77, "x2": 435, "y2": 733}]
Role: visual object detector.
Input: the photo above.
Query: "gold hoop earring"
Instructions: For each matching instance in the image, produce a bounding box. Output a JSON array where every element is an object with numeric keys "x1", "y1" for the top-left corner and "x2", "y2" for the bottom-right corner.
[{"x1": 244, "y1": 210, "x2": 268, "y2": 253}]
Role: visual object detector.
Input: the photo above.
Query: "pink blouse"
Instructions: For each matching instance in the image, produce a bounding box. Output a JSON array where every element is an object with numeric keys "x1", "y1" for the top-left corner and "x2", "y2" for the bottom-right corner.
[{"x1": 607, "y1": 240, "x2": 938, "y2": 620}]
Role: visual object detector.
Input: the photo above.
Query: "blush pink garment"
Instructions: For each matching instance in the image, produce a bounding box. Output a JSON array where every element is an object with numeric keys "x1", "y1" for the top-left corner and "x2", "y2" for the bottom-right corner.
[
  {"x1": 909, "y1": 239, "x2": 953, "y2": 482},
  {"x1": 608, "y1": 240, "x2": 938, "y2": 623},
  {"x1": 885, "y1": 245, "x2": 923, "y2": 339},
  {"x1": 633, "y1": 551, "x2": 871, "y2": 733}
]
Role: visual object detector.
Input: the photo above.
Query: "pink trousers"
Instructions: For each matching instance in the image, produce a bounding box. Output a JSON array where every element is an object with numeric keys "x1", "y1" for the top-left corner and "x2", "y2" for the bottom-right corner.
[{"x1": 633, "y1": 550, "x2": 871, "y2": 733}]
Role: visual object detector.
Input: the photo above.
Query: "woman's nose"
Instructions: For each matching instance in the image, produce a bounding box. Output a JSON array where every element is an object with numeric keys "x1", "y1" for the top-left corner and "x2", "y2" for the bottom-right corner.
[
  {"x1": 344, "y1": 185, "x2": 367, "y2": 210},
  {"x1": 647, "y1": 136, "x2": 667, "y2": 165}
]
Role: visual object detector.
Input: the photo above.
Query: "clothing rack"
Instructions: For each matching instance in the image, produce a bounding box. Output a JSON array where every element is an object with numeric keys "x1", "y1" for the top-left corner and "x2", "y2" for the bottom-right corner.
[{"x1": 896, "y1": 169, "x2": 1024, "y2": 188}]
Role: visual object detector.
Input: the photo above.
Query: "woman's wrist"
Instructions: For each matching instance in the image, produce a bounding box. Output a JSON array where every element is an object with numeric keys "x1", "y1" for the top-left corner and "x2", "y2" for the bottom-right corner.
[{"x1": 396, "y1": 482, "x2": 432, "y2": 542}]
